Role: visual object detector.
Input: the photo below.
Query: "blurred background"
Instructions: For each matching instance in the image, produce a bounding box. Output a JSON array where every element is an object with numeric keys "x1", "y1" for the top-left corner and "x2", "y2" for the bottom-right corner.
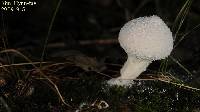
[
  {"x1": 0, "y1": 0, "x2": 200, "y2": 58},
  {"x1": 1, "y1": 0, "x2": 200, "y2": 77},
  {"x1": 1, "y1": 0, "x2": 200, "y2": 111}
]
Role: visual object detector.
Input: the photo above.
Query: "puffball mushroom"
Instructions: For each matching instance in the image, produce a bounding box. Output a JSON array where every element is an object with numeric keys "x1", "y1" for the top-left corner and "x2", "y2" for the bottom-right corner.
[{"x1": 108, "y1": 15, "x2": 173, "y2": 86}]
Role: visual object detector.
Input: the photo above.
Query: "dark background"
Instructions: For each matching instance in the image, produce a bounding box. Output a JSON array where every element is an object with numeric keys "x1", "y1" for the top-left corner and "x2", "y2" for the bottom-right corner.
[
  {"x1": 1, "y1": 0, "x2": 200, "y2": 83},
  {"x1": 1, "y1": 0, "x2": 200, "y2": 111}
]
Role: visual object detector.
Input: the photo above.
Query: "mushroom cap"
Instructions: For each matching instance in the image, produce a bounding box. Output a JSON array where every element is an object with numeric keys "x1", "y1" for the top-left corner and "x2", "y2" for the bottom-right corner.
[{"x1": 118, "y1": 15, "x2": 173, "y2": 60}]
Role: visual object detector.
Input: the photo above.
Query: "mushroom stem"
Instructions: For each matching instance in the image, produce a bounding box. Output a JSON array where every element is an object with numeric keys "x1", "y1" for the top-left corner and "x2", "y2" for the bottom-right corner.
[{"x1": 119, "y1": 56, "x2": 151, "y2": 79}]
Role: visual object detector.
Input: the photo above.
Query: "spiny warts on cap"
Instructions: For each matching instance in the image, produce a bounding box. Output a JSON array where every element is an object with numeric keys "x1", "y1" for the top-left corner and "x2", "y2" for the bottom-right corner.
[{"x1": 118, "y1": 15, "x2": 173, "y2": 60}]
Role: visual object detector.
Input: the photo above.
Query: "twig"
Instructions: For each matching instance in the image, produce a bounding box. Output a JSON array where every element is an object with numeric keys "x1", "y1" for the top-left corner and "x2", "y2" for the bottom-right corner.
[
  {"x1": 79, "y1": 39, "x2": 118, "y2": 45},
  {"x1": 157, "y1": 78, "x2": 200, "y2": 91},
  {"x1": 134, "y1": 75, "x2": 200, "y2": 91},
  {"x1": 0, "y1": 49, "x2": 73, "y2": 108},
  {"x1": 0, "y1": 62, "x2": 49, "y2": 68},
  {"x1": 0, "y1": 97, "x2": 11, "y2": 112},
  {"x1": 46, "y1": 39, "x2": 118, "y2": 48},
  {"x1": 40, "y1": 0, "x2": 62, "y2": 63}
]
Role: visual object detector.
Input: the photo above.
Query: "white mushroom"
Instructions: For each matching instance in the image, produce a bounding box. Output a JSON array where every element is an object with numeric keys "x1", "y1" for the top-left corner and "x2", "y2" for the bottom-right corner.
[{"x1": 108, "y1": 15, "x2": 173, "y2": 86}]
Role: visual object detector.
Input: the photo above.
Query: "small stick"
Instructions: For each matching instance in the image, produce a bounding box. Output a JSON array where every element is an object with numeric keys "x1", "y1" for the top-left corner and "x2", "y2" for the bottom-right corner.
[
  {"x1": 0, "y1": 62, "x2": 50, "y2": 68},
  {"x1": 79, "y1": 39, "x2": 118, "y2": 45}
]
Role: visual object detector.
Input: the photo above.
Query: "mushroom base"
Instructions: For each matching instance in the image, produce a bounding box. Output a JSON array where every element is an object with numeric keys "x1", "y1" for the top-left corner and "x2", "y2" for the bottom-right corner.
[
  {"x1": 120, "y1": 56, "x2": 151, "y2": 79},
  {"x1": 107, "y1": 56, "x2": 151, "y2": 86}
]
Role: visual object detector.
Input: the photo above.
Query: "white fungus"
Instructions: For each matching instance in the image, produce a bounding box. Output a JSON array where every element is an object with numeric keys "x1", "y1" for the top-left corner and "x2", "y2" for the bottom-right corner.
[{"x1": 107, "y1": 15, "x2": 173, "y2": 87}]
